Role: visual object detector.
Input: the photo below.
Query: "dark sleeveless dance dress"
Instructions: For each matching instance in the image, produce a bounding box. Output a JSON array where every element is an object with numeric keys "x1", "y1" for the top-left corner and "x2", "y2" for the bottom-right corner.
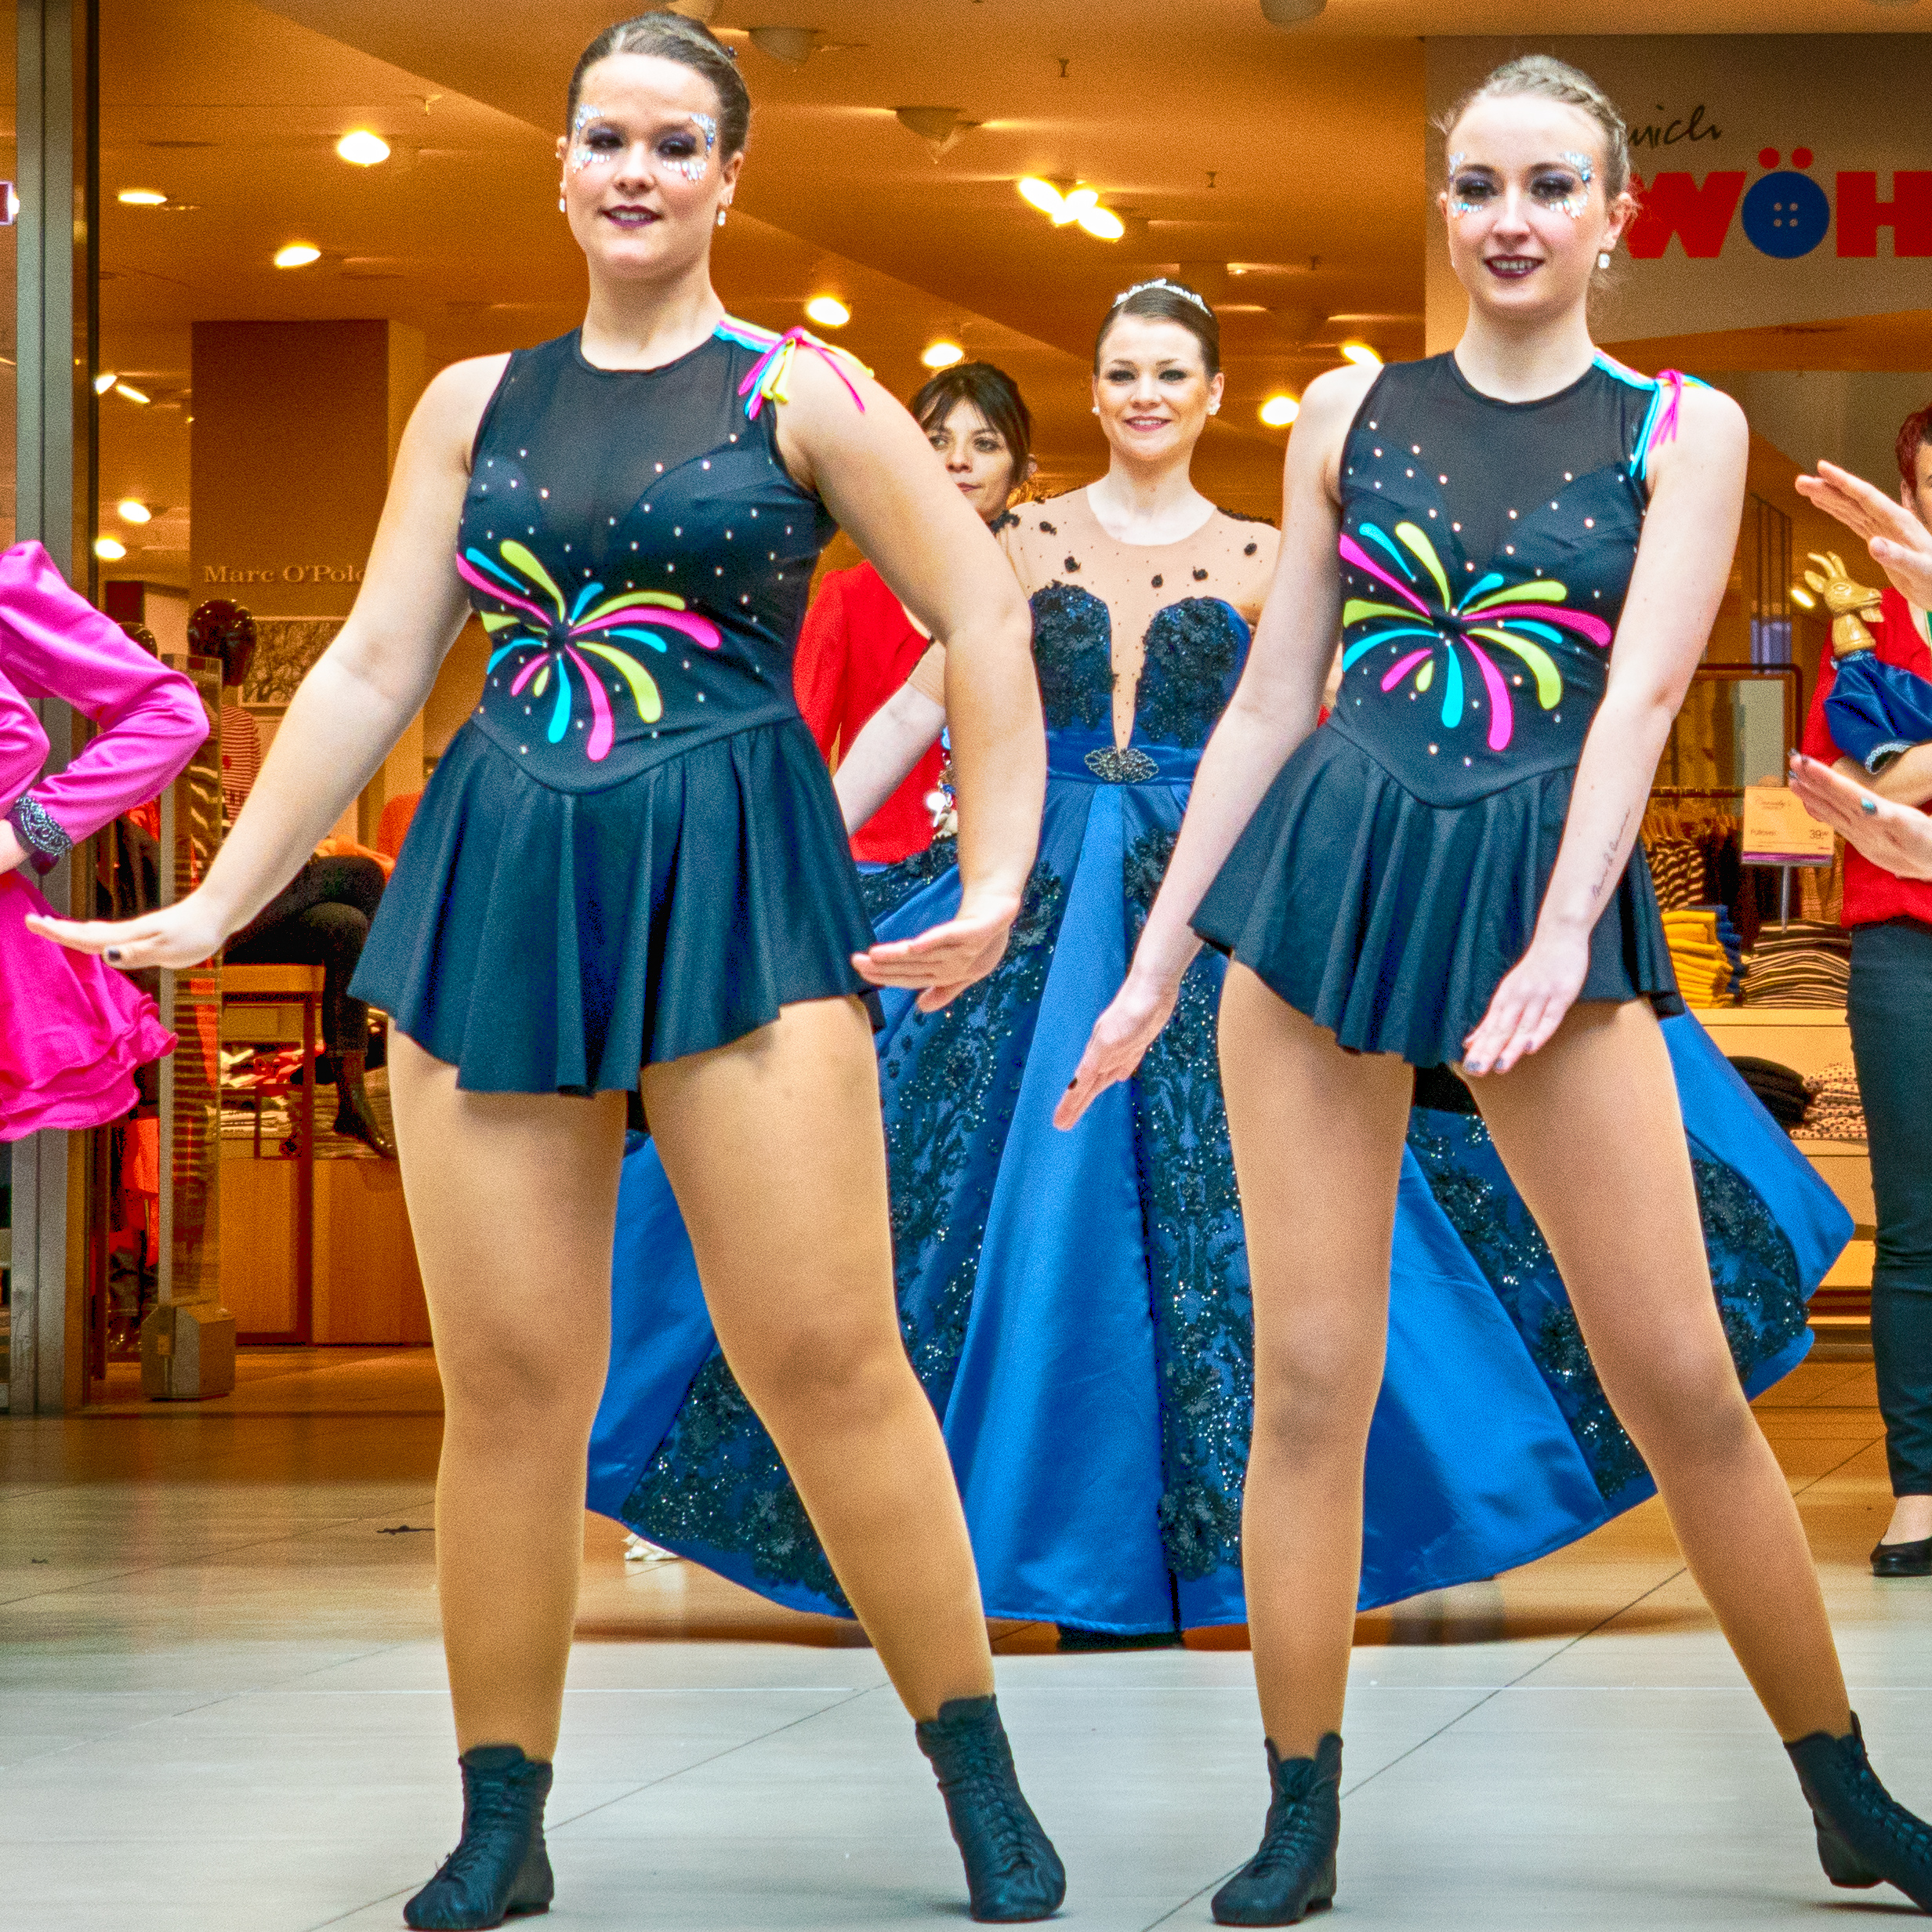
[
  {"x1": 352, "y1": 322, "x2": 876, "y2": 1090},
  {"x1": 1197, "y1": 351, "x2": 1687, "y2": 1066}
]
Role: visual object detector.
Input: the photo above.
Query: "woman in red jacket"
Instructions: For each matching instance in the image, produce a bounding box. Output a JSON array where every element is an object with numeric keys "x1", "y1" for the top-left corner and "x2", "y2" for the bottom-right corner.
[{"x1": 794, "y1": 361, "x2": 1034, "y2": 861}]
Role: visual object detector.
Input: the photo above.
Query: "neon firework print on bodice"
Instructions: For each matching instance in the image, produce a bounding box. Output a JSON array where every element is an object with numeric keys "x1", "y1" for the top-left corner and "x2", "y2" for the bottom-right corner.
[
  {"x1": 1329, "y1": 353, "x2": 1687, "y2": 804},
  {"x1": 1339, "y1": 520, "x2": 1611, "y2": 753},
  {"x1": 456, "y1": 542, "x2": 722, "y2": 763}
]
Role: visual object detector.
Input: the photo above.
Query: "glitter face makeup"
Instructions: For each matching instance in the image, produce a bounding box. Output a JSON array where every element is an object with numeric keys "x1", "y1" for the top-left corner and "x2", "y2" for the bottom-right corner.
[
  {"x1": 1561, "y1": 151, "x2": 1594, "y2": 186},
  {"x1": 566, "y1": 107, "x2": 718, "y2": 183}
]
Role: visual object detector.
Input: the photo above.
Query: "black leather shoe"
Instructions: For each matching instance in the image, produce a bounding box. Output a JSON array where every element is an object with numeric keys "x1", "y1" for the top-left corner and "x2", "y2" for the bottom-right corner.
[
  {"x1": 1212, "y1": 1734, "x2": 1342, "y2": 1927},
  {"x1": 404, "y1": 1745, "x2": 554, "y2": 1930},
  {"x1": 915, "y1": 1695, "x2": 1066, "y2": 1922},
  {"x1": 1872, "y1": 1536, "x2": 1932, "y2": 1579},
  {"x1": 1787, "y1": 1712, "x2": 1932, "y2": 1912}
]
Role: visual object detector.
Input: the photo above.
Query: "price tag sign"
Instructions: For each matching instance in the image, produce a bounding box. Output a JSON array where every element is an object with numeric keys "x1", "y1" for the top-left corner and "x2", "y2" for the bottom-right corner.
[{"x1": 1742, "y1": 784, "x2": 1836, "y2": 866}]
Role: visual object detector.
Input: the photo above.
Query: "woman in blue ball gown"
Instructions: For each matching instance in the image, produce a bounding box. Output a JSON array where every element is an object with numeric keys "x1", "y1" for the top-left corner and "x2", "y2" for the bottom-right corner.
[{"x1": 589, "y1": 276, "x2": 1846, "y2": 1647}]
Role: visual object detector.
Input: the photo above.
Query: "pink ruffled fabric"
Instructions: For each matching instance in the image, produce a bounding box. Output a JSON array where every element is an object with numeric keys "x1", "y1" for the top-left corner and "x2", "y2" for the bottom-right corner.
[{"x1": 0, "y1": 863, "x2": 175, "y2": 1141}]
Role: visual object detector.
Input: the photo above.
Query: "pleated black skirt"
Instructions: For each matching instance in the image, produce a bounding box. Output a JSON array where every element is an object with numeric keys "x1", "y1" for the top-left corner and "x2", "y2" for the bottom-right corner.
[
  {"x1": 351, "y1": 716, "x2": 876, "y2": 1092},
  {"x1": 1193, "y1": 727, "x2": 1683, "y2": 1069}
]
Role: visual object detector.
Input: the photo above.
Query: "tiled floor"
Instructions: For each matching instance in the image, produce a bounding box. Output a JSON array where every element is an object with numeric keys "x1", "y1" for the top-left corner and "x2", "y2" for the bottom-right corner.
[{"x1": 2, "y1": 1347, "x2": 1928, "y2": 1930}]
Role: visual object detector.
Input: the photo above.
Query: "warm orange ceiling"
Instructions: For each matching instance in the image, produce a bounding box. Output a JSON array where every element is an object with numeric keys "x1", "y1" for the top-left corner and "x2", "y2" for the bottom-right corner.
[{"x1": 98, "y1": 0, "x2": 1932, "y2": 589}]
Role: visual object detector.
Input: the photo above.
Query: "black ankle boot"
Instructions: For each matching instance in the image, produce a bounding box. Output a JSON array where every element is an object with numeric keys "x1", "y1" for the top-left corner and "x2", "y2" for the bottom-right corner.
[
  {"x1": 1212, "y1": 1734, "x2": 1342, "y2": 1927},
  {"x1": 914, "y1": 1695, "x2": 1066, "y2": 1922},
  {"x1": 332, "y1": 1049, "x2": 395, "y2": 1158},
  {"x1": 1787, "y1": 1713, "x2": 1932, "y2": 1912},
  {"x1": 404, "y1": 1745, "x2": 555, "y2": 1930}
]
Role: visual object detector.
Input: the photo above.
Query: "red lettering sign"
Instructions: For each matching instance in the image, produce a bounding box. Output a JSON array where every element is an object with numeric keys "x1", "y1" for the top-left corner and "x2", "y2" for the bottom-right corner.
[
  {"x1": 1626, "y1": 170, "x2": 1747, "y2": 259},
  {"x1": 1836, "y1": 172, "x2": 1932, "y2": 257}
]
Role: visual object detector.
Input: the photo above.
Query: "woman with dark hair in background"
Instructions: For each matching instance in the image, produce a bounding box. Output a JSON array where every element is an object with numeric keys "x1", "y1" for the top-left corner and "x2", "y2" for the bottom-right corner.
[
  {"x1": 39, "y1": 13, "x2": 1063, "y2": 1928},
  {"x1": 794, "y1": 360, "x2": 1035, "y2": 862}
]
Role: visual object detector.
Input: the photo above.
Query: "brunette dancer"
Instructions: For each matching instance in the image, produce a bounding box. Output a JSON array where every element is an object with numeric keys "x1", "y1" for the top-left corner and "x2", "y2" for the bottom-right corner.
[
  {"x1": 1064, "y1": 55, "x2": 1932, "y2": 1924},
  {"x1": 38, "y1": 14, "x2": 1060, "y2": 1929}
]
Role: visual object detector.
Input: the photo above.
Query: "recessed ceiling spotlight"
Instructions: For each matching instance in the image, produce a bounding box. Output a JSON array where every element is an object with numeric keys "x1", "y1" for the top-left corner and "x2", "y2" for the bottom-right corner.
[
  {"x1": 336, "y1": 131, "x2": 391, "y2": 166},
  {"x1": 94, "y1": 535, "x2": 128, "y2": 560},
  {"x1": 117, "y1": 498, "x2": 153, "y2": 524},
  {"x1": 804, "y1": 295, "x2": 851, "y2": 328},
  {"x1": 92, "y1": 371, "x2": 118, "y2": 394},
  {"x1": 274, "y1": 243, "x2": 321, "y2": 269},
  {"x1": 1339, "y1": 341, "x2": 1382, "y2": 368},
  {"x1": 114, "y1": 382, "x2": 150, "y2": 404},
  {"x1": 1260, "y1": 395, "x2": 1300, "y2": 427},
  {"x1": 1789, "y1": 582, "x2": 1818, "y2": 610},
  {"x1": 1018, "y1": 176, "x2": 1064, "y2": 216},
  {"x1": 1016, "y1": 177, "x2": 1123, "y2": 238},
  {"x1": 117, "y1": 188, "x2": 167, "y2": 206},
  {"x1": 921, "y1": 341, "x2": 966, "y2": 369}
]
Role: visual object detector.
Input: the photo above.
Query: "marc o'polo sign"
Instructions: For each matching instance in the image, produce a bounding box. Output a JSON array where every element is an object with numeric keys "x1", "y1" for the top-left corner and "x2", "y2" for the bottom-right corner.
[
  {"x1": 201, "y1": 562, "x2": 366, "y2": 586},
  {"x1": 1424, "y1": 35, "x2": 1932, "y2": 342}
]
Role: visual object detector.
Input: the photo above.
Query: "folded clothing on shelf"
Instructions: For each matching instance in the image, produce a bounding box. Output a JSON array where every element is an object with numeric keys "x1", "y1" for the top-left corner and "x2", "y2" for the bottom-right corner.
[
  {"x1": 1801, "y1": 1058, "x2": 1867, "y2": 1143},
  {"x1": 1739, "y1": 919, "x2": 1850, "y2": 1009},
  {"x1": 1727, "y1": 1055, "x2": 1810, "y2": 1132},
  {"x1": 1661, "y1": 906, "x2": 1744, "y2": 1006}
]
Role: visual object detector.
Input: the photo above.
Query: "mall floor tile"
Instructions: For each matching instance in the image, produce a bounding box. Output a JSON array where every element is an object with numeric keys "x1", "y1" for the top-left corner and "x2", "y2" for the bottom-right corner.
[{"x1": 2, "y1": 1348, "x2": 1929, "y2": 1931}]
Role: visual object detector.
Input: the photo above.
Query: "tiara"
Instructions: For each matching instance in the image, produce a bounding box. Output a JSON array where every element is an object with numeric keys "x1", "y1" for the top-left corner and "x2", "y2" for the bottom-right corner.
[{"x1": 1111, "y1": 277, "x2": 1212, "y2": 317}]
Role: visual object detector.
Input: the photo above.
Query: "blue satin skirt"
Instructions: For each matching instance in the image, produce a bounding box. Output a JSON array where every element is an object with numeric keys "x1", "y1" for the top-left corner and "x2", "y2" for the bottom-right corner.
[{"x1": 587, "y1": 771, "x2": 1849, "y2": 1632}]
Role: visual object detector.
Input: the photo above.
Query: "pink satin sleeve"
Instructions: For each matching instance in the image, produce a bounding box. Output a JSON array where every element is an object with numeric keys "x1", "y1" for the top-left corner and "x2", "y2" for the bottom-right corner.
[{"x1": 0, "y1": 540, "x2": 209, "y2": 842}]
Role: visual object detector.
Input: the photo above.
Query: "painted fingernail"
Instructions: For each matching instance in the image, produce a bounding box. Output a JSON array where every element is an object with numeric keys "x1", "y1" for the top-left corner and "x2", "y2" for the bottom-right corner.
[
  {"x1": 106, "y1": 948, "x2": 121, "y2": 962},
  {"x1": 1862, "y1": 798, "x2": 1879, "y2": 815}
]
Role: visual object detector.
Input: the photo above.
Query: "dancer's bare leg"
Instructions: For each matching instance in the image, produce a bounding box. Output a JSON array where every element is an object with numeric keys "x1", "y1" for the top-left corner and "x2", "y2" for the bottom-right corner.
[
  {"x1": 645, "y1": 995, "x2": 994, "y2": 1718},
  {"x1": 387, "y1": 1034, "x2": 628, "y2": 1757},
  {"x1": 1468, "y1": 999, "x2": 1850, "y2": 1742},
  {"x1": 1217, "y1": 965, "x2": 1413, "y2": 1756}
]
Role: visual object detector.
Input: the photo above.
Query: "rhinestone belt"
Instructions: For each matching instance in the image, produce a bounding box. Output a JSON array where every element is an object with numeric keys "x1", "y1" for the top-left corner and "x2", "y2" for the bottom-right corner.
[{"x1": 1083, "y1": 745, "x2": 1161, "y2": 784}]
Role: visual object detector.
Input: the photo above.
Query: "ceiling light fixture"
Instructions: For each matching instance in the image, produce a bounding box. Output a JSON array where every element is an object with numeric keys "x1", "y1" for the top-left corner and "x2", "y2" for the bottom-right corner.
[
  {"x1": 895, "y1": 106, "x2": 977, "y2": 158},
  {"x1": 921, "y1": 341, "x2": 966, "y2": 369},
  {"x1": 94, "y1": 535, "x2": 127, "y2": 561},
  {"x1": 1016, "y1": 178, "x2": 1124, "y2": 239},
  {"x1": 1789, "y1": 583, "x2": 1818, "y2": 610},
  {"x1": 336, "y1": 130, "x2": 390, "y2": 166},
  {"x1": 117, "y1": 188, "x2": 167, "y2": 206},
  {"x1": 1260, "y1": 395, "x2": 1300, "y2": 427},
  {"x1": 748, "y1": 26, "x2": 824, "y2": 65},
  {"x1": 1339, "y1": 341, "x2": 1382, "y2": 368},
  {"x1": 117, "y1": 498, "x2": 153, "y2": 524},
  {"x1": 274, "y1": 243, "x2": 321, "y2": 269},
  {"x1": 92, "y1": 371, "x2": 118, "y2": 394},
  {"x1": 804, "y1": 295, "x2": 851, "y2": 328},
  {"x1": 1260, "y1": 0, "x2": 1327, "y2": 21},
  {"x1": 114, "y1": 382, "x2": 150, "y2": 404}
]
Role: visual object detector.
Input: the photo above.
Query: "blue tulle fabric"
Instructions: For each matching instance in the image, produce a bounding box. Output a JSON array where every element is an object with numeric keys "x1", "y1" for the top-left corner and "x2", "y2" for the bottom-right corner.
[{"x1": 586, "y1": 589, "x2": 1850, "y2": 1632}]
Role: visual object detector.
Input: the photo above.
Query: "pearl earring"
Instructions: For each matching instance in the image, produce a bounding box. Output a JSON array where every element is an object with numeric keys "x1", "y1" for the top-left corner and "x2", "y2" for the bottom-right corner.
[
  {"x1": 1597, "y1": 249, "x2": 1612, "y2": 270},
  {"x1": 716, "y1": 207, "x2": 728, "y2": 227},
  {"x1": 1208, "y1": 403, "x2": 1220, "y2": 416},
  {"x1": 558, "y1": 194, "x2": 567, "y2": 212}
]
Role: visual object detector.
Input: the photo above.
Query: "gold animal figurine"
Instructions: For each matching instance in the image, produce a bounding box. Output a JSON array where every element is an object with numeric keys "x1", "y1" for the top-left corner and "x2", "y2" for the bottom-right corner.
[{"x1": 1803, "y1": 550, "x2": 1885, "y2": 654}]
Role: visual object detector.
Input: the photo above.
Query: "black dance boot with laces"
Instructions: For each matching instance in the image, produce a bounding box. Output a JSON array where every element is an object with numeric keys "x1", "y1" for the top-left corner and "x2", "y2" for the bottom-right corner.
[
  {"x1": 914, "y1": 1695, "x2": 1066, "y2": 1922},
  {"x1": 1211, "y1": 1734, "x2": 1342, "y2": 1927},
  {"x1": 404, "y1": 1745, "x2": 555, "y2": 1930},
  {"x1": 1787, "y1": 1713, "x2": 1932, "y2": 1912}
]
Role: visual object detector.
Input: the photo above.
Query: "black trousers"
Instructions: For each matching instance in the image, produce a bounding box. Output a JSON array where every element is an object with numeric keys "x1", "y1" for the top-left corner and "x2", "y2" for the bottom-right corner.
[
  {"x1": 1847, "y1": 917, "x2": 1932, "y2": 1496},
  {"x1": 227, "y1": 855, "x2": 386, "y2": 1057}
]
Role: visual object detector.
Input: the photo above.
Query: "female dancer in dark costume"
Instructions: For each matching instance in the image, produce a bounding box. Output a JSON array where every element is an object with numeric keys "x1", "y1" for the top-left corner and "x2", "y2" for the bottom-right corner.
[
  {"x1": 38, "y1": 15, "x2": 1062, "y2": 1930},
  {"x1": 1064, "y1": 55, "x2": 1932, "y2": 1925}
]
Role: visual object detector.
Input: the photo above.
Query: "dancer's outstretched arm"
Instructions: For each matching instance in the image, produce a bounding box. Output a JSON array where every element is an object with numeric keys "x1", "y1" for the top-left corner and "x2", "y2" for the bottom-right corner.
[
  {"x1": 1796, "y1": 459, "x2": 1932, "y2": 611},
  {"x1": 30, "y1": 356, "x2": 502, "y2": 968},
  {"x1": 1055, "y1": 364, "x2": 1371, "y2": 1129}
]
